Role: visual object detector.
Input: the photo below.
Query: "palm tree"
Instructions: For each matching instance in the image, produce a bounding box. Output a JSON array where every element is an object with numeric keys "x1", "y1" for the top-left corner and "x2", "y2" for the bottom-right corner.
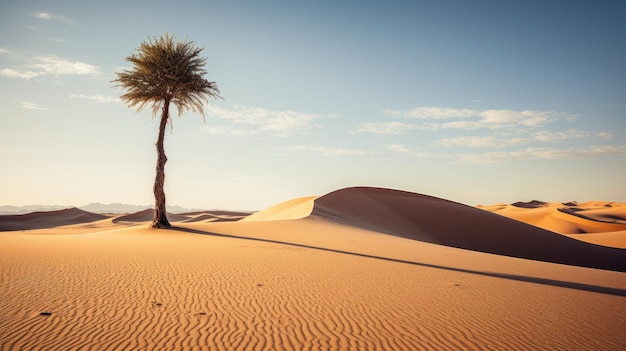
[{"x1": 114, "y1": 34, "x2": 221, "y2": 228}]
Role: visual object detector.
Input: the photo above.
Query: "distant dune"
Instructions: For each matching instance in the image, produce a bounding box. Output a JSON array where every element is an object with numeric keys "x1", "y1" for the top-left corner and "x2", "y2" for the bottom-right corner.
[
  {"x1": 0, "y1": 204, "x2": 69, "y2": 215},
  {"x1": 0, "y1": 207, "x2": 108, "y2": 231},
  {"x1": 112, "y1": 209, "x2": 191, "y2": 223},
  {"x1": 478, "y1": 200, "x2": 626, "y2": 248},
  {"x1": 0, "y1": 203, "x2": 209, "y2": 215},
  {"x1": 0, "y1": 208, "x2": 252, "y2": 231},
  {"x1": 2, "y1": 187, "x2": 625, "y2": 350}
]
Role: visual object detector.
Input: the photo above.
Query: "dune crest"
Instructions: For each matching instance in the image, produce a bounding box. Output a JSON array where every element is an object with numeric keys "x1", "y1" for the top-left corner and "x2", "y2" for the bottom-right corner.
[
  {"x1": 242, "y1": 196, "x2": 317, "y2": 221},
  {"x1": 306, "y1": 187, "x2": 626, "y2": 272}
]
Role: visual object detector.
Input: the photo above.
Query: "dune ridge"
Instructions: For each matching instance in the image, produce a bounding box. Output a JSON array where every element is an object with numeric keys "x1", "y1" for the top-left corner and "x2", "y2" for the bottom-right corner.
[
  {"x1": 242, "y1": 196, "x2": 317, "y2": 222},
  {"x1": 0, "y1": 208, "x2": 252, "y2": 232},
  {"x1": 478, "y1": 200, "x2": 626, "y2": 239},
  {"x1": 0, "y1": 207, "x2": 108, "y2": 231}
]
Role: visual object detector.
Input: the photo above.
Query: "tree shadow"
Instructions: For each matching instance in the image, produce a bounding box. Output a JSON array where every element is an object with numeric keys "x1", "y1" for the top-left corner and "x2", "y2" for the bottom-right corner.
[{"x1": 170, "y1": 226, "x2": 626, "y2": 298}]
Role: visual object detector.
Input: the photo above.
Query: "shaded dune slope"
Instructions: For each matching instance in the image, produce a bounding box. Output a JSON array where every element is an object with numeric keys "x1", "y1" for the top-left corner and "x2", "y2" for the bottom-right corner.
[
  {"x1": 112, "y1": 209, "x2": 250, "y2": 223},
  {"x1": 310, "y1": 187, "x2": 626, "y2": 272},
  {"x1": 0, "y1": 208, "x2": 252, "y2": 231},
  {"x1": 0, "y1": 208, "x2": 107, "y2": 231},
  {"x1": 180, "y1": 212, "x2": 250, "y2": 223}
]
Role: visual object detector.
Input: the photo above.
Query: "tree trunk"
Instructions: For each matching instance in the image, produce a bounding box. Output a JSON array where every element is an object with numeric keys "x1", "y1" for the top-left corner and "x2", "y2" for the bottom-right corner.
[{"x1": 151, "y1": 100, "x2": 171, "y2": 228}]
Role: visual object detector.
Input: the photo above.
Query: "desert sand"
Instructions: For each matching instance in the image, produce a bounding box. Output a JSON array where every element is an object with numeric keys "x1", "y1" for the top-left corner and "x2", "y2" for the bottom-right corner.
[
  {"x1": 478, "y1": 199, "x2": 626, "y2": 248},
  {"x1": 1, "y1": 187, "x2": 625, "y2": 350}
]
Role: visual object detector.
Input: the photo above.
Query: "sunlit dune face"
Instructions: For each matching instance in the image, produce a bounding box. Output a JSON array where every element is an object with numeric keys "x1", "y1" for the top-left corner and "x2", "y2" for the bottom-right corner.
[{"x1": 477, "y1": 200, "x2": 626, "y2": 248}]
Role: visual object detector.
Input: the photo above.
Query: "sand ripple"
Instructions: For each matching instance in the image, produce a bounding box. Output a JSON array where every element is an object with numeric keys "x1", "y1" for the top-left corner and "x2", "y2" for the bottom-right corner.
[{"x1": 2, "y1": 226, "x2": 625, "y2": 350}]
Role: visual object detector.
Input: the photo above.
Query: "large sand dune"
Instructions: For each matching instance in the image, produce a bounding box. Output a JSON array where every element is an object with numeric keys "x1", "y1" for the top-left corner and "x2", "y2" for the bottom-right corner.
[
  {"x1": 2, "y1": 187, "x2": 625, "y2": 350},
  {"x1": 308, "y1": 187, "x2": 626, "y2": 272}
]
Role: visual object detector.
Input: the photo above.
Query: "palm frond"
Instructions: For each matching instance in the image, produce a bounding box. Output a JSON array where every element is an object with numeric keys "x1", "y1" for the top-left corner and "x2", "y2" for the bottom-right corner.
[{"x1": 113, "y1": 33, "x2": 221, "y2": 118}]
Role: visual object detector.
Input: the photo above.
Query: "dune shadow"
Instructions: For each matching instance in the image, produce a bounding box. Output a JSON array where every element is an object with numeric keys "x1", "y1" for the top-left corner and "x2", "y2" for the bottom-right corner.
[{"x1": 170, "y1": 226, "x2": 626, "y2": 298}]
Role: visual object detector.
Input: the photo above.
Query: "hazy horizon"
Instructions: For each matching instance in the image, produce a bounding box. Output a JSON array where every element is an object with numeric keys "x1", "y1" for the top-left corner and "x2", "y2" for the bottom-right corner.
[
  {"x1": 2, "y1": 185, "x2": 625, "y2": 212},
  {"x1": 2, "y1": 1, "x2": 625, "y2": 210}
]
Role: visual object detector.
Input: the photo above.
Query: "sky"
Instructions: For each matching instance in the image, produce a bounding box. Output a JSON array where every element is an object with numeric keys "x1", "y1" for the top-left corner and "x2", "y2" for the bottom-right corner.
[{"x1": 1, "y1": 0, "x2": 625, "y2": 210}]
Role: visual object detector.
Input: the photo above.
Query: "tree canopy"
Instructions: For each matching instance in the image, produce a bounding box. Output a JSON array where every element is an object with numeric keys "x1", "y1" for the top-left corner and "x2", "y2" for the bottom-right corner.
[{"x1": 114, "y1": 33, "x2": 221, "y2": 118}]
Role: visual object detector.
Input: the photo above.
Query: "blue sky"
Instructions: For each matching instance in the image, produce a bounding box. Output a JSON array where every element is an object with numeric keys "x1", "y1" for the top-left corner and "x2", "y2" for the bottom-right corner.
[{"x1": 1, "y1": 0, "x2": 625, "y2": 210}]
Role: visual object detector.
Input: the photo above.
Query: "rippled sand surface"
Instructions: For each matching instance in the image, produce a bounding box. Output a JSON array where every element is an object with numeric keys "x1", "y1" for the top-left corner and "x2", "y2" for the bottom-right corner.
[{"x1": 2, "y1": 187, "x2": 625, "y2": 350}]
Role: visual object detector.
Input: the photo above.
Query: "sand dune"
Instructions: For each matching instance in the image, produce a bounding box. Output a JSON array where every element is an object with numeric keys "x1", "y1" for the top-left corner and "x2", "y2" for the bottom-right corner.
[
  {"x1": 111, "y1": 209, "x2": 251, "y2": 224},
  {"x1": 181, "y1": 210, "x2": 253, "y2": 222},
  {"x1": 564, "y1": 230, "x2": 626, "y2": 249},
  {"x1": 0, "y1": 208, "x2": 251, "y2": 234},
  {"x1": 2, "y1": 187, "x2": 626, "y2": 350},
  {"x1": 0, "y1": 207, "x2": 108, "y2": 231},
  {"x1": 112, "y1": 209, "x2": 191, "y2": 223},
  {"x1": 242, "y1": 195, "x2": 317, "y2": 221},
  {"x1": 478, "y1": 200, "x2": 626, "y2": 247},
  {"x1": 181, "y1": 213, "x2": 243, "y2": 223},
  {"x1": 246, "y1": 187, "x2": 626, "y2": 272}
]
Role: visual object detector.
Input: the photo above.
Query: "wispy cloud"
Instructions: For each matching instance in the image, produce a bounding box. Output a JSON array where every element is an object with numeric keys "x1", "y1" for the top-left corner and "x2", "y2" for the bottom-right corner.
[
  {"x1": 458, "y1": 145, "x2": 626, "y2": 164},
  {"x1": 288, "y1": 145, "x2": 368, "y2": 156},
  {"x1": 383, "y1": 144, "x2": 445, "y2": 159},
  {"x1": 350, "y1": 107, "x2": 561, "y2": 135},
  {"x1": 381, "y1": 106, "x2": 556, "y2": 131},
  {"x1": 205, "y1": 105, "x2": 330, "y2": 137},
  {"x1": 21, "y1": 101, "x2": 49, "y2": 111},
  {"x1": 33, "y1": 56, "x2": 99, "y2": 75},
  {"x1": 533, "y1": 129, "x2": 611, "y2": 142},
  {"x1": 34, "y1": 12, "x2": 73, "y2": 24},
  {"x1": 0, "y1": 55, "x2": 101, "y2": 80},
  {"x1": 385, "y1": 144, "x2": 411, "y2": 153},
  {"x1": 432, "y1": 129, "x2": 612, "y2": 150},
  {"x1": 199, "y1": 125, "x2": 258, "y2": 136},
  {"x1": 436, "y1": 136, "x2": 498, "y2": 148},
  {"x1": 435, "y1": 136, "x2": 527, "y2": 148},
  {"x1": 481, "y1": 110, "x2": 551, "y2": 126},
  {"x1": 360, "y1": 105, "x2": 619, "y2": 164},
  {"x1": 70, "y1": 94, "x2": 121, "y2": 103},
  {"x1": 0, "y1": 68, "x2": 40, "y2": 79},
  {"x1": 386, "y1": 107, "x2": 476, "y2": 119},
  {"x1": 353, "y1": 121, "x2": 417, "y2": 135}
]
